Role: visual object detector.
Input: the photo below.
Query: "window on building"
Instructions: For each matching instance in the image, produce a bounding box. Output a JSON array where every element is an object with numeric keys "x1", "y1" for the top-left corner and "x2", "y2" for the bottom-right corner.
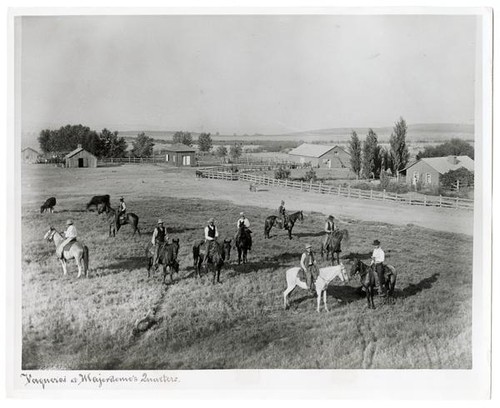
[
  {"x1": 165, "y1": 154, "x2": 169, "y2": 162},
  {"x1": 426, "y1": 173, "x2": 432, "y2": 184},
  {"x1": 173, "y1": 155, "x2": 176, "y2": 162}
]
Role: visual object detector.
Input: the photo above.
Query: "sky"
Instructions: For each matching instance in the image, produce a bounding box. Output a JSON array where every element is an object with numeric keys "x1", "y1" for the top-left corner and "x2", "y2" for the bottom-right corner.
[{"x1": 19, "y1": 14, "x2": 477, "y2": 136}]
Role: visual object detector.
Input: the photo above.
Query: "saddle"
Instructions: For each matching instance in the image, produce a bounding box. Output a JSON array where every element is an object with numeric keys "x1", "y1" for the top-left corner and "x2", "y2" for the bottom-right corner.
[{"x1": 63, "y1": 239, "x2": 76, "y2": 252}]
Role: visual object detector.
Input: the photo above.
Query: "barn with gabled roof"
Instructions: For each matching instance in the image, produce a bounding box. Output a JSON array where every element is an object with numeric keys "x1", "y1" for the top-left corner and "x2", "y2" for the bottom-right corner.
[
  {"x1": 64, "y1": 144, "x2": 97, "y2": 168},
  {"x1": 288, "y1": 143, "x2": 350, "y2": 168}
]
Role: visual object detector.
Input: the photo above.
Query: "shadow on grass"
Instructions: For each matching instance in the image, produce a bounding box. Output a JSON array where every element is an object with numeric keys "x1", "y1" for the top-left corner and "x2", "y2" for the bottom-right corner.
[
  {"x1": 106, "y1": 256, "x2": 147, "y2": 272},
  {"x1": 229, "y1": 251, "x2": 301, "y2": 274},
  {"x1": 294, "y1": 231, "x2": 325, "y2": 238},
  {"x1": 343, "y1": 252, "x2": 373, "y2": 261},
  {"x1": 168, "y1": 226, "x2": 200, "y2": 234},
  {"x1": 57, "y1": 209, "x2": 88, "y2": 213},
  {"x1": 397, "y1": 273, "x2": 440, "y2": 298}
]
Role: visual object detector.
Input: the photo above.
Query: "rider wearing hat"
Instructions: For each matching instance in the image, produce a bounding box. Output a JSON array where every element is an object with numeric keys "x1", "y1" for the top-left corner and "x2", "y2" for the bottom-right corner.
[
  {"x1": 300, "y1": 243, "x2": 318, "y2": 294},
  {"x1": 370, "y1": 239, "x2": 386, "y2": 296},
  {"x1": 118, "y1": 196, "x2": 127, "y2": 220},
  {"x1": 56, "y1": 219, "x2": 78, "y2": 259},
  {"x1": 235, "y1": 212, "x2": 252, "y2": 251},
  {"x1": 151, "y1": 219, "x2": 168, "y2": 269},
  {"x1": 203, "y1": 218, "x2": 219, "y2": 264},
  {"x1": 278, "y1": 200, "x2": 288, "y2": 229},
  {"x1": 323, "y1": 215, "x2": 335, "y2": 249}
]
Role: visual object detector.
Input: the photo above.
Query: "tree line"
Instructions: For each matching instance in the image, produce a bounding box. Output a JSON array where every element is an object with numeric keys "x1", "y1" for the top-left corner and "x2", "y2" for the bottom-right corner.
[{"x1": 349, "y1": 117, "x2": 410, "y2": 179}]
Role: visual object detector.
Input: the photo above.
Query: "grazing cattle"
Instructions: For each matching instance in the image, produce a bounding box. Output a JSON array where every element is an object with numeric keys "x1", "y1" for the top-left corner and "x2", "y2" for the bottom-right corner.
[
  {"x1": 43, "y1": 227, "x2": 89, "y2": 278},
  {"x1": 86, "y1": 195, "x2": 111, "y2": 213},
  {"x1": 40, "y1": 197, "x2": 56, "y2": 213},
  {"x1": 283, "y1": 264, "x2": 348, "y2": 312}
]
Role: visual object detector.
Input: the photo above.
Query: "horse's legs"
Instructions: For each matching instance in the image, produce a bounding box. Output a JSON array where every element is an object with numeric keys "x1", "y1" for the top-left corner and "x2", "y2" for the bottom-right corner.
[
  {"x1": 323, "y1": 290, "x2": 329, "y2": 312},
  {"x1": 60, "y1": 259, "x2": 68, "y2": 276},
  {"x1": 288, "y1": 226, "x2": 293, "y2": 240},
  {"x1": 316, "y1": 291, "x2": 321, "y2": 313},
  {"x1": 283, "y1": 285, "x2": 295, "y2": 310},
  {"x1": 76, "y1": 256, "x2": 83, "y2": 278}
]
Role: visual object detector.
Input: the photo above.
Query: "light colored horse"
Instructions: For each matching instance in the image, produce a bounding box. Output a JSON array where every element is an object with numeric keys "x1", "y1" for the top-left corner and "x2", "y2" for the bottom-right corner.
[
  {"x1": 44, "y1": 227, "x2": 89, "y2": 278},
  {"x1": 283, "y1": 264, "x2": 348, "y2": 312}
]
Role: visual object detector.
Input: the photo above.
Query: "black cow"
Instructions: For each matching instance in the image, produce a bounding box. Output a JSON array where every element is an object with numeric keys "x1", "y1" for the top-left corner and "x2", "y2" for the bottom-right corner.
[
  {"x1": 86, "y1": 195, "x2": 111, "y2": 214},
  {"x1": 40, "y1": 197, "x2": 56, "y2": 213}
]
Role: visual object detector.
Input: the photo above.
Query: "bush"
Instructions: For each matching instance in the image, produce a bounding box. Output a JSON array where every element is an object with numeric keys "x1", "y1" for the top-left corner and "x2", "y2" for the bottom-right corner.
[
  {"x1": 379, "y1": 171, "x2": 391, "y2": 190},
  {"x1": 303, "y1": 168, "x2": 317, "y2": 182},
  {"x1": 274, "y1": 167, "x2": 291, "y2": 180}
]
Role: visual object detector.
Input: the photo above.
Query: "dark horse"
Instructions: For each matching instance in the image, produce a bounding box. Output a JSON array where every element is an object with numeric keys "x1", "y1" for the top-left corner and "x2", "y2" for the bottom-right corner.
[
  {"x1": 146, "y1": 238, "x2": 180, "y2": 284},
  {"x1": 192, "y1": 239, "x2": 231, "y2": 284},
  {"x1": 235, "y1": 224, "x2": 252, "y2": 264},
  {"x1": 321, "y1": 229, "x2": 349, "y2": 265},
  {"x1": 108, "y1": 207, "x2": 140, "y2": 237},
  {"x1": 349, "y1": 258, "x2": 397, "y2": 308},
  {"x1": 40, "y1": 197, "x2": 56, "y2": 213},
  {"x1": 87, "y1": 195, "x2": 111, "y2": 213},
  {"x1": 283, "y1": 210, "x2": 304, "y2": 239},
  {"x1": 264, "y1": 215, "x2": 283, "y2": 239}
]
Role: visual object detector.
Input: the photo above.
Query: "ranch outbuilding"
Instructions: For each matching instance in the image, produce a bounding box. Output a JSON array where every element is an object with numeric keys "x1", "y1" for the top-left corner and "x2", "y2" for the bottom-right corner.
[
  {"x1": 401, "y1": 155, "x2": 474, "y2": 188},
  {"x1": 64, "y1": 144, "x2": 97, "y2": 168},
  {"x1": 164, "y1": 144, "x2": 196, "y2": 167},
  {"x1": 21, "y1": 147, "x2": 40, "y2": 164},
  {"x1": 288, "y1": 143, "x2": 350, "y2": 168}
]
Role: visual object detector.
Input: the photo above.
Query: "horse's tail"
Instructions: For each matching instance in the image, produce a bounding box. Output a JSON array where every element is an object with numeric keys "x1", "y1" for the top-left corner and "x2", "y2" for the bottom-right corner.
[
  {"x1": 342, "y1": 229, "x2": 350, "y2": 248},
  {"x1": 193, "y1": 243, "x2": 200, "y2": 267},
  {"x1": 83, "y1": 245, "x2": 89, "y2": 277}
]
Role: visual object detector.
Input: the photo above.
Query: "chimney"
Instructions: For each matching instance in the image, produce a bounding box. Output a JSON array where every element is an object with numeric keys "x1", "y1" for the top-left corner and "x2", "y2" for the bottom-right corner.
[
  {"x1": 447, "y1": 155, "x2": 458, "y2": 165},
  {"x1": 77, "y1": 144, "x2": 82, "y2": 149}
]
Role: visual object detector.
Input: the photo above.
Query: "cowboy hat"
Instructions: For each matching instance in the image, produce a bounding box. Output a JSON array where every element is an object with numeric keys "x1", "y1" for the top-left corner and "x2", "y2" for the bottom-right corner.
[
  {"x1": 305, "y1": 244, "x2": 312, "y2": 249},
  {"x1": 208, "y1": 218, "x2": 215, "y2": 223},
  {"x1": 328, "y1": 215, "x2": 334, "y2": 219},
  {"x1": 372, "y1": 239, "x2": 380, "y2": 246},
  {"x1": 157, "y1": 219, "x2": 164, "y2": 224},
  {"x1": 120, "y1": 196, "x2": 124, "y2": 200},
  {"x1": 240, "y1": 212, "x2": 245, "y2": 216},
  {"x1": 66, "y1": 219, "x2": 73, "y2": 225}
]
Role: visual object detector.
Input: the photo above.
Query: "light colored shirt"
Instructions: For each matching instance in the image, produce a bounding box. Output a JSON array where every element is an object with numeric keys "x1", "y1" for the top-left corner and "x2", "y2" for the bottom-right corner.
[
  {"x1": 300, "y1": 252, "x2": 315, "y2": 270},
  {"x1": 204, "y1": 225, "x2": 219, "y2": 241},
  {"x1": 324, "y1": 220, "x2": 334, "y2": 233},
  {"x1": 120, "y1": 202, "x2": 126, "y2": 211},
  {"x1": 372, "y1": 247, "x2": 385, "y2": 264},
  {"x1": 151, "y1": 226, "x2": 168, "y2": 244},
  {"x1": 65, "y1": 225, "x2": 77, "y2": 239},
  {"x1": 237, "y1": 218, "x2": 250, "y2": 228}
]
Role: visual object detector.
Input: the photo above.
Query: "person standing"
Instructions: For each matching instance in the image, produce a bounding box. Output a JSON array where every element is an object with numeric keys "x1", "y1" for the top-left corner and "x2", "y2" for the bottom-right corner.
[
  {"x1": 278, "y1": 200, "x2": 287, "y2": 229},
  {"x1": 56, "y1": 219, "x2": 77, "y2": 259},
  {"x1": 203, "y1": 218, "x2": 219, "y2": 264},
  {"x1": 300, "y1": 244, "x2": 317, "y2": 294},
  {"x1": 323, "y1": 215, "x2": 335, "y2": 249},
  {"x1": 151, "y1": 219, "x2": 167, "y2": 269},
  {"x1": 118, "y1": 197, "x2": 127, "y2": 218},
  {"x1": 371, "y1": 239, "x2": 386, "y2": 296}
]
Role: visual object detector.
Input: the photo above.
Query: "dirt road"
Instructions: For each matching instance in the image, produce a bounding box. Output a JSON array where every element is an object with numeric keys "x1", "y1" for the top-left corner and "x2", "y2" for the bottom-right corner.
[{"x1": 22, "y1": 164, "x2": 473, "y2": 236}]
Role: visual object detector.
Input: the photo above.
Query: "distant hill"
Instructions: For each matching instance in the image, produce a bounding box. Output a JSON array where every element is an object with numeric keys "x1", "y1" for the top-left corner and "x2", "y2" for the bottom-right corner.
[{"x1": 22, "y1": 123, "x2": 474, "y2": 150}]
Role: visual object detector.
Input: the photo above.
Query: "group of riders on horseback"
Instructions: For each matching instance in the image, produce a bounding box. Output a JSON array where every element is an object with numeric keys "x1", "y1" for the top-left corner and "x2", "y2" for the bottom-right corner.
[{"x1": 54, "y1": 196, "x2": 390, "y2": 296}]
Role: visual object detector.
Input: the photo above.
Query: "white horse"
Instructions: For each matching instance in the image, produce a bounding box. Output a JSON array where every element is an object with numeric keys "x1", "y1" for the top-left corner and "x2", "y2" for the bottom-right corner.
[
  {"x1": 44, "y1": 227, "x2": 89, "y2": 278},
  {"x1": 283, "y1": 264, "x2": 348, "y2": 312}
]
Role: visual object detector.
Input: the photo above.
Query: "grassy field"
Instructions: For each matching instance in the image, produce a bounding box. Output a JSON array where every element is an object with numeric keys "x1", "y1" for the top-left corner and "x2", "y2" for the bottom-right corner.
[{"x1": 21, "y1": 168, "x2": 472, "y2": 369}]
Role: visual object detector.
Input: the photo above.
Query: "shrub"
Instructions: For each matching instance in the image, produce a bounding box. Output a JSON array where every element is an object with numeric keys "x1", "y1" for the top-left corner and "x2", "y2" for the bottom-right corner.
[
  {"x1": 274, "y1": 167, "x2": 291, "y2": 180},
  {"x1": 380, "y1": 171, "x2": 391, "y2": 190},
  {"x1": 303, "y1": 168, "x2": 317, "y2": 182}
]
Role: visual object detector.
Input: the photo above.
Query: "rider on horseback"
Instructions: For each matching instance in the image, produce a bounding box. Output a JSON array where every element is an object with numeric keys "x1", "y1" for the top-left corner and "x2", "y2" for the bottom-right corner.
[
  {"x1": 323, "y1": 215, "x2": 335, "y2": 249},
  {"x1": 56, "y1": 219, "x2": 77, "y2": 259},
  {"x1": 235, "y1": 212, "x2": 252, "y2": 251},
  {"x1": 203, "y1": 218, "x2": 219, "y2": 265},
  {"x1": 370, "y1": 239, "x2": 386, "y2": 297},
  {"x1": 151, "y1": 219, "x2": 168, "y2": 269},
  {"x1": 278, "y1": 200, "x2": 288, "y2": 229},
  {"x1": 300, "y1": 244, "x2": 318, "y2": 294},
  {"x1": 118, "y1": 197, "x2": 126, "y2": 221}
]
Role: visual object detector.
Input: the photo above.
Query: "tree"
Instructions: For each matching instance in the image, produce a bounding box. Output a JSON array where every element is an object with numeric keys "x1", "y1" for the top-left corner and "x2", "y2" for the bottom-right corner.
[
  {"x1": 173, "y1": 131, "x2": 193, "y2": 146},
  {"x1": 229, "y1": 143, "x2": 242, "y2": 161},
  {"x1": 99, "y1": 128, "x2": 127, "y2": 158},
  {"x1": 274, "y1": 166, "x2": 291, "y2": 180},
  {"x1": 198, "y1": 133, "x2": 213, "y2": 152},
  {"x1": 417, "y1": 138, "x2": 474, "y2": 160},
  {"x1": 38, "y1": 125, "x2": 100, "y2": 155},
  {"x1": 131, "y1": 132, "x2": 155, "y2": 157},
  {"x1": 215, "y1": 145, "x2": 228, "y2": 162},
  {"x1": 440, "y1": 168, "x2": 474, "y2": 190},
  {"x1": 349, "y1": 131, "x2": 362, "y2": 177},
  {"x1": 389, "y1": 117, "x2": 410, "y2": 174},
  {"x1": 362, "y1": 129, "x2": 382, "y2": 178}
]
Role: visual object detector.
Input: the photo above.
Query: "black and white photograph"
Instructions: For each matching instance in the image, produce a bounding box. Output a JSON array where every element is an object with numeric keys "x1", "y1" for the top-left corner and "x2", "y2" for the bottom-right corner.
[{"x1": 4, "y1": 5, "x2": 493, "y2": 399}]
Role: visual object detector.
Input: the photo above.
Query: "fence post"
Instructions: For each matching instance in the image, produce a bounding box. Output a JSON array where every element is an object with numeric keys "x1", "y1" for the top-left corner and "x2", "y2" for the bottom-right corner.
[
  {"x1": 301, "y1": 180, "x2": 303, "y2": 191},
  {"x1": 395, "y1": 192, "x2": 398, "y2": 202},
  {"x1": 285, "y1": 179, "x2": 288, "y2": 189},
  {"x1": 383, "y1": 189, "x2": 386, "y2": 201},
  {"x1": 348, "y1": 186, "x2": 351, "y2": 198},
  {"x1": 439, "y1": 195, "x2": 442, "y2": 208},
  {"x1": 424, "y1": 195, "x2": 427, "y2": 206},
  {"x1": 358, "y1": 189, "x2": 361, "y2": 199},
  {"x1": 310, "y1": 180, "x2": 313, "y2": 192},
  {"x1": 456, "y1": 197, "x2": 459, "y2": 209},
  {"x1": 409, "y1": 194, "x2": 412, "y2": 206},
  {"x1": 370, "y1": 189, "x2": 373, "y2": 200},
  {"x1": 319, "y1": 182, "x2": 322, "y2": 193},
  {"x1": 338, "y1": 185, "x2": 341, "y2": 196}
]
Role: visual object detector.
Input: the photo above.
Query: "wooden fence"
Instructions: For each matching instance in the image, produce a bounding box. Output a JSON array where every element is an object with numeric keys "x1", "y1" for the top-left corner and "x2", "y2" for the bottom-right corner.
[{"x1": 196, "y1": 168, "x2": 474, "y2": 211}]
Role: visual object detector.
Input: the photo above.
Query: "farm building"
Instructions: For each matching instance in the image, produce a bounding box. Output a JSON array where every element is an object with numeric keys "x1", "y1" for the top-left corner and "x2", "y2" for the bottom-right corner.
[
  {"x1": 21, "y1": 147, "x2": 39, "y2": 163},
  {"x1": 164, "y1": 144, "x2": 196, "y2": 167},
  {"x1": 401, "y1": 155, "x2": 474, "y2": 188},
  {"x1": 288, "y1": 143, "x2": 350, "y2": 168},
  {"x1": 64, "y1": 144, "x2": 97, "y2": 168}
]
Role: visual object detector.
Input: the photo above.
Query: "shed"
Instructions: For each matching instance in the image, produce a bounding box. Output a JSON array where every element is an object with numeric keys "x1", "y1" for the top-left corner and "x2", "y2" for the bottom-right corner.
[
  {"x1": 21, "y1": 147, "x2": 40, "y2": 164},
  {"x1": 64, "y1": 144, "x2": 97, "y2": 168},
  {"x1": 401, "y1": 155, "x2": 474, "y2": 187},
  {"x1": 164, "y1": 144, "x2": 196, "y2": 167},
  {"x1": 288, "y1": 143, "x2": 350, "y2": 168}
]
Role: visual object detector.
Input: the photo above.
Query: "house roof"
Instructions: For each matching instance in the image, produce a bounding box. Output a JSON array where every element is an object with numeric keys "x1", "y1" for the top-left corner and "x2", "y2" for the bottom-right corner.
[
  {"x1": 403, "y1": 156, "x2": 474, "y2": 174},
  {"x1": 64, "y1": 146, "x2": 97, "y2": 159},
  {"x1": 288, "y1": 143, "x2": 349, "y2": 158},
  {"x1": 164, "y1": 143, "x2": 196, "y2": 152},
  {"x1": 22, "y1": 147, "x2": 39, "y2": 154}
]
